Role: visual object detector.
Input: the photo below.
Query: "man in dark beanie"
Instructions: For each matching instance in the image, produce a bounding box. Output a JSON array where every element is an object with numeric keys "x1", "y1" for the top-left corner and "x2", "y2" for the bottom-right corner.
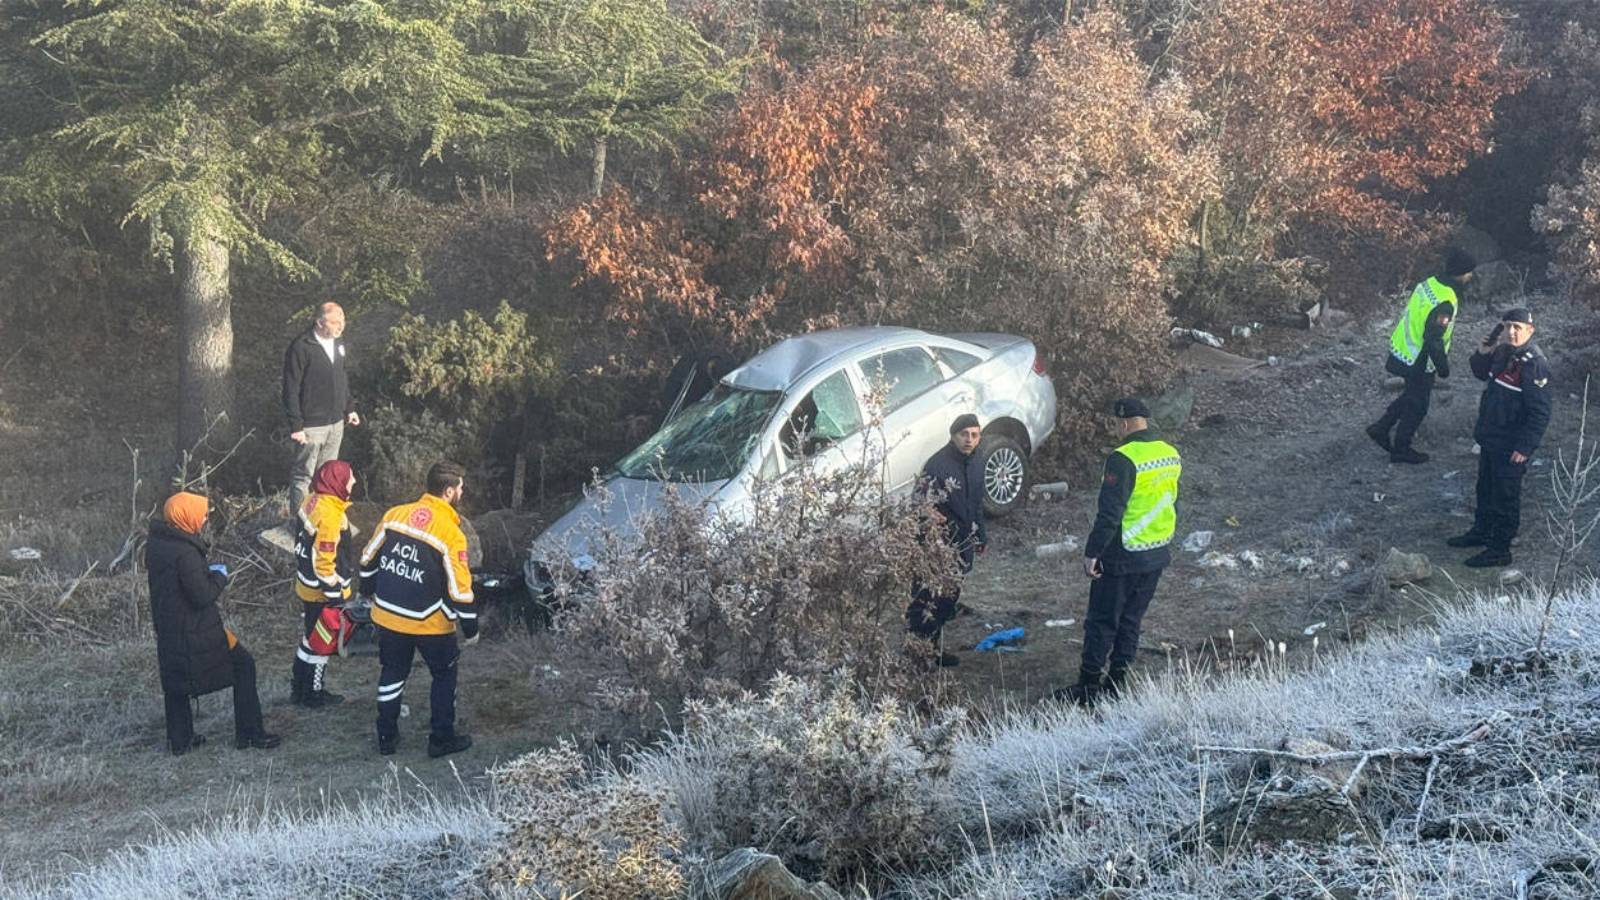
[
  {"x1": 1367, "y1": 248, "x2": 1477, "y2": 464},
  {"x1": 1449, "y1": 307, "x2": 1552, "y2": 568},
  {"x1": 906, "y1": 413, "x2": 987, "y2": 666},
  {"x1": 1058, "y1": 398, "x2": 1181, "y2": 707}
]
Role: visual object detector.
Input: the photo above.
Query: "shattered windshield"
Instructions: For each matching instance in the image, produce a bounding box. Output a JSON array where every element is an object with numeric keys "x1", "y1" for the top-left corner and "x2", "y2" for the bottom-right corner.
[{"x1": 614, "y1": 386, "x2": 782, "y2": 482}]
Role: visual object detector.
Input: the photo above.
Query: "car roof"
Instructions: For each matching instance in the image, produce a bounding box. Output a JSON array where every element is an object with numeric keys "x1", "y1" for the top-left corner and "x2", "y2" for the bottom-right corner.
[{"x1": 722, "y1": 326, "x2": 946, "y2": 392}]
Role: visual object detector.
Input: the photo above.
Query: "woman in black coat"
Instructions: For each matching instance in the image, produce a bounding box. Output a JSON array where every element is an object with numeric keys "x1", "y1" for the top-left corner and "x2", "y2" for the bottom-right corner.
[{"x1": 146, "y1": 492, "x2": 280, "y2": 755}]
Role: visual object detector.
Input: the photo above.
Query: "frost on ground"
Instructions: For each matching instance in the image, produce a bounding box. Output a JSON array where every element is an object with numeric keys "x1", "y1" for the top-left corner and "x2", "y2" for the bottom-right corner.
[{"x1": 14, "y1": 584, "x2": 1600, "y2": 899}]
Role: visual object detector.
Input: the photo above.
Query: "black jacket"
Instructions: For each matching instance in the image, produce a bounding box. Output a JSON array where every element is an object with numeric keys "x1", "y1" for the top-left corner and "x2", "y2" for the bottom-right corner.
[
  {"x1": 1085, "y1": 430, "x2": 1175, "y2": 576},
  {"x1": 146, "y1": 522, "x2": 234, "y2": 697},
  {"x1": 282, "y1": 328, "x2": 353, "y2": 431},
  {"x1": 1470, "y1": 341, "x2": 1553, "y2": 456},
  {"x1": 916, "y1": 442, "x2": 988, "y2": 571}
]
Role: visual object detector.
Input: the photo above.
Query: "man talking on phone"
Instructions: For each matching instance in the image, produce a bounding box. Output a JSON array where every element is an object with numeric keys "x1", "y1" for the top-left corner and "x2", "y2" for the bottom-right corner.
[{"x1": 1450, "y1": 308, "x2": 1552, "y2": 568}]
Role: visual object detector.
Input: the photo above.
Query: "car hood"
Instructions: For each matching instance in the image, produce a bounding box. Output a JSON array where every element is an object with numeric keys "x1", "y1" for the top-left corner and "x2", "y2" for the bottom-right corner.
[{"x1": 529, "y1": 476, "x2": 728, "y2": 571}]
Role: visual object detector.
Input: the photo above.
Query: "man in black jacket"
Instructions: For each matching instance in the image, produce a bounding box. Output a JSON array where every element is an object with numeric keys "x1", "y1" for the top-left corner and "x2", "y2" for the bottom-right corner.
[
  {"x1": 906, "y1": 414, "x2": 987, "y2": 666},
  {"x1": 1058, "y1": 399, "x2": 1181, "y2": 707},
  {"x1": 147, "y1": 492, "x2": 280, "y2": 755},
  {"x1": 282, "y1": 301, "x2": 359, "y2": 518},
  {"x1": 1367, "y1": 249, "x2": 1476, "y2": 464},
  {"x1": 1448, "y1": 308, "x2": 1553, "y2": 568}
]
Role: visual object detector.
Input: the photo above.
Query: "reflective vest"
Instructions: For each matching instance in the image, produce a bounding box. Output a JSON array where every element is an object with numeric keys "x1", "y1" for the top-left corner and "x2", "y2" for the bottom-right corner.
[
  {"x1": 294, "y1": 493, "x2": 354, "y2": 603},
  {"x1": 1113, "y1": 440, "x2": 1181, "y2": 552},
  {"x1": 1389, "y1": 277, "x2": 1457, "y2": 371},
  {"x1": 359, "y1": 493, "x2": 475, "y2": 636}
]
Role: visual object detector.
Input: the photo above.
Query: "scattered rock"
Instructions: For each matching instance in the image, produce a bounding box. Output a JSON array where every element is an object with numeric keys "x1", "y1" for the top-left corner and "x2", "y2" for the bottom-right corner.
[
  {"x1": 1044, "y1": 618, "x2": 1075, "y2": 628},
  {"x1": 1035, "y1": 537, "x2": 1080, "y2": 559},
  {"x1": 7, "y1": 547, "x2": 41, "y2": 561},
  {"x1": 1199, "y1": 551, "x2": 1239, "y2": 570},
  {"x1": 1499, "y1": 568, "x2": 1525, "y2": 586},
  {"x1": 257, "y1": 525, "x2": 296, "y2": 555},
  {"x1": 1143, "y1": 383, "x2": 1196, "y2": 433},
  {"x1": 704, "y1": 849, "x2": 845, "y2": 900},
  {"x1": 1181, "y1": 530, "x2": 1215, "y2": 552},
  {"x1": 1334, "y1": 356, "x2": 1360, "y2": 373},
  {"x1": 1381, "y1": 548, "x2": 1431, "y2": 587},
  {"x1": 1464, "y1": 259, "x2": 1521, "y2": 308},
  {"x1": 1239, "y1": 549, "x2": 1265, "y2": 570}
]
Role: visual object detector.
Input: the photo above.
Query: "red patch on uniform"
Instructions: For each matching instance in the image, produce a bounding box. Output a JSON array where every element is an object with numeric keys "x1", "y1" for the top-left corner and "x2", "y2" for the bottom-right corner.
[
  {"x1": 457, "y1": 550, "x2": 469, "y2": 564},
  {"x1": 408, "y1": 507, "x2": 434, "y2": 529},
  {"x1": 317, "y1": 541, "x2": 336, "y2": 552},
  {"x1": 1103, "y1": 471, "x2": 1118, "y2": 485}
]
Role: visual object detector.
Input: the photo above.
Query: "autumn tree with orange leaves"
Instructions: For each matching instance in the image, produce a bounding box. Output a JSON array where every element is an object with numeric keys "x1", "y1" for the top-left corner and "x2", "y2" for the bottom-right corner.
[{"x1": 1152, "y1": 0, "x2": 1526, "y2": 317}]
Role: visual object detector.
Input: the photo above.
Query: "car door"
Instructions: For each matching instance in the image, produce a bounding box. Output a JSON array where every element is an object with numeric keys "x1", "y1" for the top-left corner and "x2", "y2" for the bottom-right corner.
[
  {"x1": 753, "y1": 367, "x2": 868, "y2": 484},
  {"x1": 856, "y1": 345, "x2": 952, "y2": 495}
]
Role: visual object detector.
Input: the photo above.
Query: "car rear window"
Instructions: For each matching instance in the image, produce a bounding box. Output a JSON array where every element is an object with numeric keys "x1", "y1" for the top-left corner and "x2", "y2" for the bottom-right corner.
[
  {"x1": 859, "y1": 347, "x2": 942, "y2": 412},
  {"x1": 934, "y1": 346, "x2": 982, "y2": 375}
]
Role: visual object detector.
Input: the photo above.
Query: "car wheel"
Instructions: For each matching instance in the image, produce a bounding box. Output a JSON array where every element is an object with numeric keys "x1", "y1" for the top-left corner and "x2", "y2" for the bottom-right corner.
[{"x1": 977, "y1": 434, "x2": 1029, "y2": 517}]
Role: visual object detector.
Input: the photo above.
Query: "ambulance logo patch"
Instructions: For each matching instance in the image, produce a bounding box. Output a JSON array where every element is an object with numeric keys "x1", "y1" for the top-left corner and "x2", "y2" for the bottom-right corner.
[
  {"x1": 408, "y1": 507, "x2": 434, "y2": 529},
  {"x1": 318, "y1": 541, "x2": 336, "y2": 552},
  {"x1": 457, "y1": 550, "x2": 469, "y2": 564}
]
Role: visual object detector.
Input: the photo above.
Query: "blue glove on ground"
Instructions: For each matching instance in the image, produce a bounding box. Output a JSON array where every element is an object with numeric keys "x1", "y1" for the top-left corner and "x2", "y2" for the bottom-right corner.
[{"x1": 208, "y1": 563, "x2": 229, "y2": 578}]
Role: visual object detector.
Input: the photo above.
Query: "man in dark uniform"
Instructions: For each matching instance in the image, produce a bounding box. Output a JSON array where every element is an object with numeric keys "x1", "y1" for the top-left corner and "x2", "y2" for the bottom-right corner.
[
  {"x1": 1448, "y1": 308, "x2": 1552, "y2": 568},
  {"x1": 1059, "y1": 399, "x2": 1181, "y2": 706},
  {"x1": 906, "y1": 414, "x2": 987, "y2": 667},
  {"x1": 1367, "y1": 249, "x2": 1476, "y2": 464}
]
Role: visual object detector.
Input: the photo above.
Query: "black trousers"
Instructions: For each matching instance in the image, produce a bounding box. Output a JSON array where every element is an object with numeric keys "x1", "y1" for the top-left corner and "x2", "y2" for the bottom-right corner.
[
  {"x1": 1080, "y1": 569, "x2": 1163, "y2": 681},
  {"x1": 375, "y1": 626, "x2": 459, "y2": 742},
  {"x1": 163, "y1": 644, "x2": 265, "y2": 751},
  {"x1": 906, "y1": 583, "x2": 960, "y2": 641},
  {"x1": 1375, "y1": 371, "x2": 1435, "y2": 451},
  {"x1": 1472, "y1": 446, "x2": 1527, "y2": 551}
]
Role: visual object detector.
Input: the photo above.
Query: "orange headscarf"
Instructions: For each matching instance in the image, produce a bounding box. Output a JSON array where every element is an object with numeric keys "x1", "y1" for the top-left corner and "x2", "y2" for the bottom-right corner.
[{"x1": 163, "y1": 492, "x2": 210, "y2": 535}]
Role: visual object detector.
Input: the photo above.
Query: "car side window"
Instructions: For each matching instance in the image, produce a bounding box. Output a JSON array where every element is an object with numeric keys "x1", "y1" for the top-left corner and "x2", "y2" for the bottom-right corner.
[
  {"x1": 780, "y1": 370, "x2": 863, "y2": 458},
  {"x1": 934, "y1": 346, "x2": 982, "y2": 375},
  {"x1": 858, "y1": 347, "x2": 942, "y2": 413}
]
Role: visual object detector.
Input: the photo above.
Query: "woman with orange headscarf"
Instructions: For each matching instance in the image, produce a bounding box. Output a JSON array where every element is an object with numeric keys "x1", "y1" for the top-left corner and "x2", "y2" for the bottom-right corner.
[{"x1": 146, "y1": 492, "x2": 280, "y2": 755}]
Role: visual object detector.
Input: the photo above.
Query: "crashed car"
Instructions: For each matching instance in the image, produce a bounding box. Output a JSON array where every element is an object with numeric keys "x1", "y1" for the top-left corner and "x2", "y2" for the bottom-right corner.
[{"x1": 525, "y1": 325, "x2": 1057, "y2": 599}]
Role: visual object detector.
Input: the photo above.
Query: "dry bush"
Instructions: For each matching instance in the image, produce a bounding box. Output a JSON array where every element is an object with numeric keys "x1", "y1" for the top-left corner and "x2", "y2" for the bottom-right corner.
[
  {"x1": 1532, "y1": 22, "x2": 1600, "y2": 306},
  {"x1": 477, "y1": 743, "x2": 685, "y2": 899},
  {"x1": 854, "y1": 10, "x2": 1216, "y2": 461},
  {"x1": 554, "y1": 440, "x2": 956, "y2": 714},
  {"x1": 637, "y1": 673, "x2": 965, "y2": 886}
]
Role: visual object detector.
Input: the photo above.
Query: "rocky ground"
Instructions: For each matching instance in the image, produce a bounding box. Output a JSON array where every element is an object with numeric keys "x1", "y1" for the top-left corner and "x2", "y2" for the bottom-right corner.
[{"x1": 939, "y1": 292, "x2": 1598, "y2": 700}]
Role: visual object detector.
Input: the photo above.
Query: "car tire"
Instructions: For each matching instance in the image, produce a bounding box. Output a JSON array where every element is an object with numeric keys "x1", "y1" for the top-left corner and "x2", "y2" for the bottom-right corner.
[{"x1": 977, "y1": 433, "x2": 1029, "y2": 518}]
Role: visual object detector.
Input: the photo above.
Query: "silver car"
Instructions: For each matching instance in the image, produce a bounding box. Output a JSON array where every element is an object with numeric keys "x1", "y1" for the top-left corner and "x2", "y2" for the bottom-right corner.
[{"x1": 527, "y1": 326, "x2": 1057, "y2": 584}]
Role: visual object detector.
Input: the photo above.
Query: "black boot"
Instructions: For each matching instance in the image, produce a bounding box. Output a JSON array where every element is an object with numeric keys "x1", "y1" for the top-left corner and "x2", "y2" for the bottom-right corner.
[
  {"x1": 1104, "y1": 665, "x2": 1132, "y2": 701},
  {"x1": 290, "y1": 659, "x2": 311, "y2": 704},
  {"x1": 303, "y1": 662, "x2": 345, "y2": 708},
  {"x1": 1364, "y1": 423, "x2": 1393, "y2": 453},
  {"x1": 1052, "y1": 669, "x2": 1104, "y2": 707},
  {"x1": 236, "y1": 730, "x2": 282, "y2": 750},
  {"x1": 1390, "y1": 447, "x2": 1430, "y2": 464},
  {"x1": 377, "y1": 733, "x2": 398, "y2": 756},
  {"x1": 1464, "y1": 547, "x2": 1513, "y2": 568},
  {"x1": 427, "y1": 732, "x2": 473, "y2": 758},
  {"x1": 1446, "y1": 530, "x2": 1489, "y2": 548}
]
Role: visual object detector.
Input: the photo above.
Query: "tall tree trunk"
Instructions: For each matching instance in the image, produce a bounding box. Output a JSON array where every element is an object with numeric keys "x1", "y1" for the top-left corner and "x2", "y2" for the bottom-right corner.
[
  {"x1": 174, "y1": 218, "x2": 236, "y2": 464},
  {"x1": 590, "y1": 135, "x2": 608, "y2": 198}
]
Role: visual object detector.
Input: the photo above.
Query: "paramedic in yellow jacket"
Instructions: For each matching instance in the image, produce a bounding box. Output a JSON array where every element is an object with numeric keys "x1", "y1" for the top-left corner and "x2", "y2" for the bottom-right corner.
[
  {"x1": 359, "y1": 461, "x2": 476, "y2": 758},
  {"x1": 291, "y1": 459, "x2": 356, "y2": 707}
]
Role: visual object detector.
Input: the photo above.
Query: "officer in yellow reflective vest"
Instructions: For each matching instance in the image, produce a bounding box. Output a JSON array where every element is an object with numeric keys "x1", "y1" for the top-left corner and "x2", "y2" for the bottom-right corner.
[
  {"x1": 1366, "y1": 249, "x2": 1476, "y2": 464},
  {"x1": 1059, "y1": 398, "x2": 1181, "y2": 707}
]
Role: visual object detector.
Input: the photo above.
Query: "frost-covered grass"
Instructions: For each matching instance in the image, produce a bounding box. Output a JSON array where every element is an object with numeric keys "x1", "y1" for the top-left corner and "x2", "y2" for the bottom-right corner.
[
  {"x1": 15, "y1": 583, "x2": 1600, "y2": 898},
  {"x1": 2, "y1": 778, "x2": 499, "y2": 900}
]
